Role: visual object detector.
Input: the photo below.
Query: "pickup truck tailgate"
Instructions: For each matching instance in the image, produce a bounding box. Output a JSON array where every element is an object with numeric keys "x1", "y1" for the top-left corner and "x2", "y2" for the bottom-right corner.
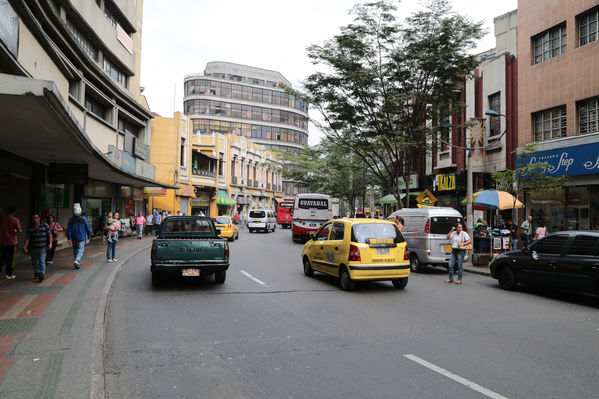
[{"x1": 154, "y1": 238, "x2": 227, "y2": 262}]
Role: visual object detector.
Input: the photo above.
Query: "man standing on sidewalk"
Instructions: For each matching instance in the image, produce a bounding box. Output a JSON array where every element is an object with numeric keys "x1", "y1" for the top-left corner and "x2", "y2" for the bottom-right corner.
[
  {"x1": 23, "y1": 213, "x2": 51, "y2": 282},
  {"x1": 153, "y1": 211, "x2": 161, "y2": 236},
  {"x1": 145, "y1": 211, "x2": 153, "y2": 235},
  {"x1": 135, "y1": 212, "x2": 146, "y2": 239},
  {"x1": 0, "y1": 205, "x2": 22, "y2": 279},
  {"x1": 67, "y1": 203, "x2": 91, "y2": 269}
]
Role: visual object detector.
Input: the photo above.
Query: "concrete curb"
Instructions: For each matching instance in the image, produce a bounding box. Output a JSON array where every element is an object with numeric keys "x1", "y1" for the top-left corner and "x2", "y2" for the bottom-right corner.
[
  {"x1": 464, "y1": 266, "x2": 492, "y2": 277},
  {"x1": 90, "y1": 243, "x2": 151, "y2": 399}
]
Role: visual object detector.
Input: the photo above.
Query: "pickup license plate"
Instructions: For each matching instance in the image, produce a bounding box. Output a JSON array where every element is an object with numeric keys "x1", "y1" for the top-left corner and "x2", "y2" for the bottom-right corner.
[
  {"x1": 182, "y1": 268, "x2": 200, "y2": 277},
  {"x1": 444, "y1": 244, "x2": 452, "y2": 252},
  {"x1": 376, "y1": 247, "x2": 390, "y2": 255}
]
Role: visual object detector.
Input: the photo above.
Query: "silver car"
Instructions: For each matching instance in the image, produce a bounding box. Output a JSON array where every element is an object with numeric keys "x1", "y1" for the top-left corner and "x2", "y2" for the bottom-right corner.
[{"x1": 387, "y1": 207, "x2": 468, "y2": 272}]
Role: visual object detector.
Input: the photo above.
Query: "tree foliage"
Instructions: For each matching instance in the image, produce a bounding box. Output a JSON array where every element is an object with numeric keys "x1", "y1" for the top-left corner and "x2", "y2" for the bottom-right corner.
[{"x1": 302, "y1": 0, "x2": 484, "y2": 208}]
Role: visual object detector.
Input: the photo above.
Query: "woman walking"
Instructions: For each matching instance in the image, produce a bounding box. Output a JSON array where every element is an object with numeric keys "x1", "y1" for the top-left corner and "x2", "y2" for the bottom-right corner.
[
  {"x1": 135, "y1": 212, "x2": 146, "y2": 239},
  {"x1": 23, "y1": 213, "x2": 51, "y2": 282},
  {"x1": 534, "y1": 222, "x2": 547, "y2": 241},
  {"x1": 445, "y1": 223, "x2": 471, "y2": 285},
  {"x1": 106, "y1": 211, "x2": 121, "y2": 263},
  {"x1": 46, "y1": 215, "x2": 63, "y2": 264}
]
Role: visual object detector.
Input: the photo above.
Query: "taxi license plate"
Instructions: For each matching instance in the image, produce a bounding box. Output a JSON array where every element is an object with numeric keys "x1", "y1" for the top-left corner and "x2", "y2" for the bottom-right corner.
[
  {"x1": 310, "y1": 223, "x2": 316, "y2": 227},
  {"x1": 376, "y1": 247, "x2": 390, "y2": 255},
  {"x1": 370, "y1": 238, "x2": 393, "y2": 244},
  {"x1": 182, "y1": 268, "x2": 200, "y2": 277},
  {"x1": 444, "y1": 244, "x2": 452, "y2": 252}
]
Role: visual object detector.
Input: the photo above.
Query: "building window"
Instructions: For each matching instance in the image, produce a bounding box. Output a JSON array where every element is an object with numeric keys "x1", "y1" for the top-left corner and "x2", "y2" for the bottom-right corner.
[
  {"x1": 488, "y1": 92, "x2": 501, "y2": 137},
  {"x1": 533, "y1": 105, "x2": 567, "y2": 142},
  {"x1": 578, "y1": 97, "x2": 599, "y2": 135},
  {"x1": 180, "y1": 138, "x2": 186, "y2": 167},
  {"x1": 85, "y1": 94, "x2": 106, "y2": 120},
  {"x1": 103, "y1": 58, "x2": 127, "y2": 88},
  {"x1": 578, "y1": 7, "x2": 598, "y2": 46},
  {"x1": 118, "y1": 117, "x2": 140, "y2": 136},
  {"x1": 66, "y1": 18, "x2": 98, "y2": 61},
  {"x1": 533, "y1": 23, "x2": 566, "y2": 64},
  {"x1": 218, "y1": 153, "x2": 224, "y2": 177}
]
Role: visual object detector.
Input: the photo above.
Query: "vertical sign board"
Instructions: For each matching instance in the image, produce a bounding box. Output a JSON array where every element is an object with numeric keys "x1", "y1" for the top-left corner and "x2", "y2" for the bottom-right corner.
[
  {"x1": 121, "y1": 151, "x2": 136, "y2": 173},
  {"x1": 0, "y1": 0, "x2": 19, "y2": 57}
]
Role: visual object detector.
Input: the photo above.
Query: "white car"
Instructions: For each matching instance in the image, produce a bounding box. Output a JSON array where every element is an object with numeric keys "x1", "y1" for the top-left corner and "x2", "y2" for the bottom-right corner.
[{"x1": 247, "y1": 209, "x2": 277, "y2": 233}]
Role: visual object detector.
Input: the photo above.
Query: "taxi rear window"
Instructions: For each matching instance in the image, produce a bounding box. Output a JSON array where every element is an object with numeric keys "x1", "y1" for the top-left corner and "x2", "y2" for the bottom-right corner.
[
  {"x1": 213, "y1": 217, "x2": 229, "y2": 224},
  {"x1": 351, "y1": 223, "x2": 405, "y2": 244}
]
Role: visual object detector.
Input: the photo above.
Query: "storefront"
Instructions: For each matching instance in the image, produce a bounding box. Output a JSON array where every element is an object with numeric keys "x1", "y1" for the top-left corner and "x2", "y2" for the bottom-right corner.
[
  {"x1": 191, "y1": 188, "x2": 212, "y2": 216},
  {"x1": 523, "y1": 139, "x2": 599, "y2": 231},
  {"x1": 176, "y1": 184, "x2": 195, "y2": 215},
  {"x1": 216, "y1": 189, "x2": 236, "y2": 215}
]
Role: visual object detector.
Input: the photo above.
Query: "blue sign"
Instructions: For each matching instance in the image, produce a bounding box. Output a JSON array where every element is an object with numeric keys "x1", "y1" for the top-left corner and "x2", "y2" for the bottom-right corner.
[
  {"x1": 519, "y1": 141, "x2": 599, "y2": 177},
  {"x1": 121, "y1": 151, "x2": 136, "y2": 173}
]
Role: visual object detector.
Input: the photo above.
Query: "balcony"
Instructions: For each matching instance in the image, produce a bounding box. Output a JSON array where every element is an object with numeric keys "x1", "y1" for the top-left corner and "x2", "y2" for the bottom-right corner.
[
  {"x1": 247, "y1": 179, "x2": 252, "y2": 187},
  {"x1": 254, "y1": 181, "x2": 258, "y2": 188},
  {"x1": 192, "y1": 169, "x2": 215, "y2": 178},
  {"x1": 231, "y1": 176, "x2": 237, "y2": 184}
]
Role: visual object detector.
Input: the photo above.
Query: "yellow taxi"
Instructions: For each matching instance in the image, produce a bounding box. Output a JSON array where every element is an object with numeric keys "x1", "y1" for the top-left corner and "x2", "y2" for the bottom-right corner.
[
  {"x1": 212, "y1": 216, "x2": 239, "y2": 241},
  {"x1": 302, "y1": 218, "x2": 410, "y2": 290}
]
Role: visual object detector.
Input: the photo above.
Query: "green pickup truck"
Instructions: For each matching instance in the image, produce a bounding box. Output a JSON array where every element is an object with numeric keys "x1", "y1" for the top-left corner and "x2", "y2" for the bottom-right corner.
[{"x1": 150, "y1": 216, "x2": 230, "y2": 285}]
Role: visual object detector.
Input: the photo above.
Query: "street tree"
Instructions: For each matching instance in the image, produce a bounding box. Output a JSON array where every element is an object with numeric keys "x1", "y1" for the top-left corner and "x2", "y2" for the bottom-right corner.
[{"x1": 302, "y1": 0, "x2": 484, "y2": 208}]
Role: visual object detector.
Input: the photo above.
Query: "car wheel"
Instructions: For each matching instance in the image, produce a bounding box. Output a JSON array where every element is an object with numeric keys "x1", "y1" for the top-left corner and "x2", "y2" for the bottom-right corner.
[
  {"x1": 151, "y1": 271, "x2": 160, "y2": 286},
  {"x1": 392, "y1": 278, "x2": 408, "y2": 289},
  {"x1": 339, "y1": 266, "x2": 355, "y2": 291},
  {"x1": 215, "y1": 270, "x2": 226, "y2": 284},
  {"x1": 249, "y1": 229, "x2": 253, "y2": 233},
  {"x1": 303, "y1": 256, "x2": 314, "y2": 277},
  {"x1": 498, "y1": 266, "x2": 517, "y2": 291},
  {"x1": 410, "y1": 255, "x2": 422, "y2": 273},
  {"x1": 228, "y1": 236, "x2": 234, "y2": 242}
]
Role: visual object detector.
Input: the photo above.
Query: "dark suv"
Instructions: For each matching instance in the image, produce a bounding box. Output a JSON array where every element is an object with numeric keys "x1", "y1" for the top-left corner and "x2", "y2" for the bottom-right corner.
[{"x1": 490, "y1": 231, "x2": 599, "y2": 295}]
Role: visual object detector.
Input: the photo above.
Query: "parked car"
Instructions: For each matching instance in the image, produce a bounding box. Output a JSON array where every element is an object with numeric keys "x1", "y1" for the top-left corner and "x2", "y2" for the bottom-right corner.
[
  {"x1": 490, "y1": 231, "x2": 599, "y2": 295},
  {"x1": 212, "y1": 216, "x2": 239, "y2": 241},
  {"x1": 387, "y1": 207, "x2": 468, "y2": 272},
  {"x1": 150, "y1": 216, "x2": 229, "y2": 286},
  {"x1": 247, "y1": 209, "x2": 277, "y2": 233},
  {"x1": 302, "y1": 218, "x2": 410, "y2": 290}
]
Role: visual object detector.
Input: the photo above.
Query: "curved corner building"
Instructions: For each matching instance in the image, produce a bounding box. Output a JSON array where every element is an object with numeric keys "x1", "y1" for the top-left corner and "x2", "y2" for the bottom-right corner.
[{"x1": 183, "y1": 62, "x2": 309, "y2": 198}]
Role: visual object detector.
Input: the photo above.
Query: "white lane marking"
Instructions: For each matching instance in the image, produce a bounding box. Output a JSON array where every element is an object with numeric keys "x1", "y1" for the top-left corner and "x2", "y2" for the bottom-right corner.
[
  {"x1": 240, "y1": 270, "x2": 269, "y2": 287},
  {"x1": 404, "y1": 354, "x2": 510, "y2": 399}
]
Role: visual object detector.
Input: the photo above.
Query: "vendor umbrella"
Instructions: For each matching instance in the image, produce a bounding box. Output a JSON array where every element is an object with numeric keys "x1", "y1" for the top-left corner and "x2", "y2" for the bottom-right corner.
[{"x1": 474, "y1": 189, "x2": 524, "y2": 210}]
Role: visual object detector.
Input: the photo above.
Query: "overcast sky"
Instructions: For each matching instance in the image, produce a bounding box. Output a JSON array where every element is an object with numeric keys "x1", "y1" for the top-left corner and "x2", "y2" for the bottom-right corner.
[{"x1": 140, "y1": 0, "x2": 517, "y2": 145}]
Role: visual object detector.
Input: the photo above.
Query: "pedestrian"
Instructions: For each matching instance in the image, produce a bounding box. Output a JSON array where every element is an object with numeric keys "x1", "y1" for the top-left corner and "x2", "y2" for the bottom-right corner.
[
  {"x1": 445, "y1": 223, "x2": 471, "y2": 285},
  {"x1": 153, "y1": 211, "x2": 162, "y2": 236},
  {"x1": 66, "y1": 203, "x2": 91, "y2": 269},
  {"x1": 506, "y1": 219, "x2": 518, "y2": 250},
  {"x1": 106, "y1": 211, "x2": 121, "y2": 262},
  {"x1": 534, "y1": 222, "x2": 547, "y2": 241},
  {"x1": 145, "y1": 211, "x2": 154, "y2": 235},
  {"x1": 199, "y1": 210, "x2": 205, "y2": 216},
  {"x1": 521, "y1": 215, "x2": 533, "y2": 247},
  {"x1": 46, "y1": 214, "x2": 63, "y2": 264},
  {"x1": 395, "y1": 216, "x2": 404, "y2": 232},
  {"x1": 239, "y1": 211, "x2": 245, "y2": 229},
  {"x1": 23, "y1": 213, "x2": 51, "y2": 282},
  {"x1": 0, "y1": 205, "x2": 22, "y2": 279},
  {"x1": 135, "y1": 212, "x2": 146, "y2": 239},
  {"x1": 233, "y1": 212, "x2": 240, "y2": 226}
]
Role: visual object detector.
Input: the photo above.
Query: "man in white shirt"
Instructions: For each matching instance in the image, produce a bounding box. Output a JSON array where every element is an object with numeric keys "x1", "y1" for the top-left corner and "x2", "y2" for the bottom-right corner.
[
  {"x1": 445, "y1": 223, "x2": 471, "y2": 284},
  {"x1": 145, "y1": 212, "x2": 153, "y2": 235}
]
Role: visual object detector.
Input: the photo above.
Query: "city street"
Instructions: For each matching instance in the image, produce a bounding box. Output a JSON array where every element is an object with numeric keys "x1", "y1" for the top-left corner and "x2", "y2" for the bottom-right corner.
[{"x1": 105, "y1": 228, "x2": 599, "y2": 399}]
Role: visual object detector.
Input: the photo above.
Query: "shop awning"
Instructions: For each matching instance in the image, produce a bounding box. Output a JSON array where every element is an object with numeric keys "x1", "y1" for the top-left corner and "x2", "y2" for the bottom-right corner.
[
  {"x1": 0, "y1": 74, "x2": 174, "y2": 188},
  {"x1": 379, "y1": 193, "x2": 406, "y2": 204},
  {"x1": 216, "y1": 189, "x2": 236, "y2": 206}
]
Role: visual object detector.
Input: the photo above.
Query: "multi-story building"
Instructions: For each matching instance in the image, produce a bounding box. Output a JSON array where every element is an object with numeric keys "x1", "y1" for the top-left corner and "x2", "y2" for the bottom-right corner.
[
  {"x1": 150, "y1": 112, "x2": 284, "y2": 218},
  {"x1": 0, "y1": 0, "x2": 164, "y2": 233},
  {"x1": 518, "y1": 0, "x2": 599, "y2": 231},
  {"x1": 183, "y1": 61, "x2": 309, "y2": 199}
]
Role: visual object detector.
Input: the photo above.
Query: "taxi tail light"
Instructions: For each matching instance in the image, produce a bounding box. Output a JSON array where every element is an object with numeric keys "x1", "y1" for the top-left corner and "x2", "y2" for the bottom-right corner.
[
  {"x1": 151, "y1": 244, "x2": 156, "y2": 259},
  {"x1": 225, "y1": 244, "x2": 230, "y2": 260},
  {"x1": 228, "y1": 224, "x2": 231, "y2": 228},
  {"x1": 404, "y1": 246, "x2": 410, "y2": 261},
  {"x1": 424, "y1": 218, "x2": 431, "y2": 233},
  {"x1": 349, "y1": 245, "x2": 361, "y2": 262}
]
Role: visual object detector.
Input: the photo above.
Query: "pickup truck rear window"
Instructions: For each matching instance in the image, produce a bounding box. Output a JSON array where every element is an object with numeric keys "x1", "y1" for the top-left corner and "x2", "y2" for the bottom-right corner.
[{"x1": 161, "y1": 219, "x2": 213, "y2": 234}]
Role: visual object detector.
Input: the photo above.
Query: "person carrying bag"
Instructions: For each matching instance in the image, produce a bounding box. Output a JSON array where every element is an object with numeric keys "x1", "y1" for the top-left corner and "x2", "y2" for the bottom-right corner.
[{"x1": 445, "y1": 223, "x2": 471, "y2": 284}]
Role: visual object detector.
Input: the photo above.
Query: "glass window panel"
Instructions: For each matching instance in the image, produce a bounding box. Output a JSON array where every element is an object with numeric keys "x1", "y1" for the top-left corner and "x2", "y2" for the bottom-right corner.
[
  {"x1": 242, "y1": 86, "x2": 252, "y2": 100},
  {"x1": 263, "y1": 89, "x2": 272, "y2": 104},
  {"x1": 252, "y1": 88, "x2": 262, "y2": 102},
  {"x1": 221, "y1": 83, "x2": 232, "y2": 98}
]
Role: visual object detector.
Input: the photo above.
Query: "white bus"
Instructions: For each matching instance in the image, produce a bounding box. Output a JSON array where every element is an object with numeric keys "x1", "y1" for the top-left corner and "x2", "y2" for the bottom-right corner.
[{"x1": 292, "y1": 193, "x2": 333, "y2": 242}]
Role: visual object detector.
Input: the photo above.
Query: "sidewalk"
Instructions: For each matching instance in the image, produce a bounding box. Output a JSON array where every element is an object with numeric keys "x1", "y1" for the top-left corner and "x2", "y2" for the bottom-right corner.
[
  {"x1": 0, "y1": 236, "x2": 153, "y2": 399},
  {"x1": 463, "y1": 261, "x2": 492, "y2": 277}
]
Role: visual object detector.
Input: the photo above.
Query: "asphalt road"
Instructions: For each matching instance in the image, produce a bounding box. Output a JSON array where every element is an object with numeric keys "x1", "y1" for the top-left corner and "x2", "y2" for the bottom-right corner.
[{"x1": 105, "y1": 227, "x2": 599, "y2": 399}]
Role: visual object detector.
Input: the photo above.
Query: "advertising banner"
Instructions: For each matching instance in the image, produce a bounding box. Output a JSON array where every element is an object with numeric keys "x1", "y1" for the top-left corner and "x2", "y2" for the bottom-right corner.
[
  {"x1": 519, "y1": 141, "x2": 599, "y2": 177},
  {"x1": 0, "y1": 0, "x2": 18, "y2": 57}
]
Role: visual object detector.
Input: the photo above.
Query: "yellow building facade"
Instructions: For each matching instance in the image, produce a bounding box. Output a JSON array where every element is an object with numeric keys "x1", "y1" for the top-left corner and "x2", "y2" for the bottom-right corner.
[{"x1": 150, "y1": 113, "x2": 284, "y2": 218}]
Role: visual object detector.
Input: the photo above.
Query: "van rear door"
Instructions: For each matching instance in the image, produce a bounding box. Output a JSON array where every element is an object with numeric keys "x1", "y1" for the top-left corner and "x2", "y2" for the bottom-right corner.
[{"x1": 429, "y1": 216, "x2": 464, "y2": 257}]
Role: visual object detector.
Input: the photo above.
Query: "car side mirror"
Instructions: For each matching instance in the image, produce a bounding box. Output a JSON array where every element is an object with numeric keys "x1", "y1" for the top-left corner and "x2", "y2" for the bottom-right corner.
[
  {"x1": 311, "y1": 234, "x2": 317, "y2": 241},
  {"x1": 215, "y1": 229, "x2": 221, "y2": 235}
]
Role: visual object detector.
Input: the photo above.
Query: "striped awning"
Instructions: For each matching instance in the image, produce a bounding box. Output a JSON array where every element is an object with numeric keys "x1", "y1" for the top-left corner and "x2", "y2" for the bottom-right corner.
[{"x1": 216, "y1": 189, "x2": 236, "y2": 206}]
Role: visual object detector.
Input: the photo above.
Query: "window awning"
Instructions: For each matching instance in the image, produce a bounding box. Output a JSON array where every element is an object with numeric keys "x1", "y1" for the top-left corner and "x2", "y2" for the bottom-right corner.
[{"x1": 216, "y1": 189, "x2": 236, "y2": 206}]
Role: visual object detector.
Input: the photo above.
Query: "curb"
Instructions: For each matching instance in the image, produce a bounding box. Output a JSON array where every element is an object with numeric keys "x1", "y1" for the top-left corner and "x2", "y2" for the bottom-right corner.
[
  {"x1": 90, "y1": 243, "x2": 151, "y2": 399},
  {"x1": 464, "y1": 266, "x2": 492, "y2": 277}
]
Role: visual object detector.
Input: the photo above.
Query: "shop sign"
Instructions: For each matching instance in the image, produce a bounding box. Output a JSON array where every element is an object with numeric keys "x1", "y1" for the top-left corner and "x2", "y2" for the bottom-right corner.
[
  {"x1": 398, "y1": 174, "x2": 418, "y2": 190},
  {"x1": 416, "y1": 189, "x2": 437, "y2": 208},
  {"x1": 121, "y1": 151, "x2": 135, "y2": 173},
  {"x1": 0, "y1": 1, "x2": 18, "y2": 57},
  {"x1": 176, "y1": 184, "x2": 194, "y2": 197},
  {"x1": 134, "y1": 188, "x2": 144, "y2": 201},
  {"x1": 436, "y1": 174, "x2": 456, "y2": 191},
  {"x1": 144, "y1": 187, "x2": 167, "y2": 197},
  {"x1": 121, "y1": 186, "x2": 133, "y2": 198},
  {"x1": 236, "y1": 196, "x2": 249, "y2": 205},
  {"x1": 191, "y1": 193, "x2": 210, "y2": 206},
  {"x1": 86, "y1": 180, "x2": 112, "y2": 197},
  {"x1": 48, "y1": 163, "x2": 88, "y2": 185},
  {"x1": 520, "y1": 141, "x2": 599, "y2": 177}
]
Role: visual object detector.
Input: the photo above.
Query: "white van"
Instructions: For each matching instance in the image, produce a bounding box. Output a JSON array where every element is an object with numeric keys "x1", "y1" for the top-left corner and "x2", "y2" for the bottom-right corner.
[
  {"x1": 248, "y1": 209, "x2": 277, "y2": 233},
  {"x1": 387, "y1": 207, "x2": 469, "y2": 272}
]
